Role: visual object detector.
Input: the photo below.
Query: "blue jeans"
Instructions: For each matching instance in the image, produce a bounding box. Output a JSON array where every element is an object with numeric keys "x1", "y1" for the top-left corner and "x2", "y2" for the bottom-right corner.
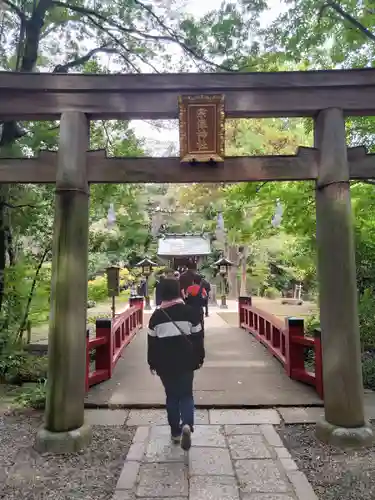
[{"x1": 160, "y1": 372, "x2": 194, "y2": 437}]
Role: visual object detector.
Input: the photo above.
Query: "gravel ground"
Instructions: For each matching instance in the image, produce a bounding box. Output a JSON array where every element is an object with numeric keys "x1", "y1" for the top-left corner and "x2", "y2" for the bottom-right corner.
[
  {"x1": 278, "y1": 422, "x2": 375, "y2": 500},
  {"x1": 0, "y1": 409, "x2": 135, "y2": 500}
]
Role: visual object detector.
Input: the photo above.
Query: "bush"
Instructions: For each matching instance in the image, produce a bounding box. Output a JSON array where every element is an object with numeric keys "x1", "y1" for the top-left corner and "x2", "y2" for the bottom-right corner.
[
  {"x1": 0, "y1": 349, "x2": 48, "y2": 384},
  {"x1": 87, "y1": 275, "x2": 108, "y2": 302},
  {"x1": 358, "y1": 288, "x2": 375, "y2": 350},
  {"x1": 264, "y1": 287, "x2": 281, "y2": 299},
  {"x1": 15, "y1": 379, "x2": 47, "y2": 409},
  {"x1": 362, "y1": 354, "x2": 375, "y2": 390},
  {"x1": 305, "y1": 314, "x2": 320, "y2": 337}
]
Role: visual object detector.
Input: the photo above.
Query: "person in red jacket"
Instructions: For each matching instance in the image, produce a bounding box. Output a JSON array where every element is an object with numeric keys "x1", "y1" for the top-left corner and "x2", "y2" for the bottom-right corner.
[{"x1": 185, "y1": 275, "x2": 207, "y2": 328}]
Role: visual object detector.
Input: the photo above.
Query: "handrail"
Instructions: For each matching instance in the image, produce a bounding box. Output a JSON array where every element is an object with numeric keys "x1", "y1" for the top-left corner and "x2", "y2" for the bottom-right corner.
[
  {"x1": 238, "y1": 296, "x2": 323, "y2": 399},
  {"x1": 85, "y1": 296, "x2": 144, "y2": 391}
]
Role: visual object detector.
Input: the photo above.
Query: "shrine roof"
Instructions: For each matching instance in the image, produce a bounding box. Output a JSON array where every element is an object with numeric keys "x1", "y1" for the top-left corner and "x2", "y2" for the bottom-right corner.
[{"x1": 157, "y1": 234, "x2": 211, "y2": 256}]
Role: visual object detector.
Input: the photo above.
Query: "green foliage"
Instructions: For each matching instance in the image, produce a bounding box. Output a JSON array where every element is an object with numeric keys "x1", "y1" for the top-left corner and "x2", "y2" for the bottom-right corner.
[
  {"x1": 263, "y1": 286, "x2": 281, "y2": 299},
  {"x1": 14, "y1": 380, "x2": 47, "y2": 409},
  {"x1": 358, "y1": 289, "x2": 375, "y2": 350},
  {"x1": 88, "y1": 276, "x2": 109, "y2": 303},
  {"x1": 0, "y1": 348, "x2": 47, "y2": 384},
  {"x1": 362, "y1": 357, "x2": 375, "y2": 391}
]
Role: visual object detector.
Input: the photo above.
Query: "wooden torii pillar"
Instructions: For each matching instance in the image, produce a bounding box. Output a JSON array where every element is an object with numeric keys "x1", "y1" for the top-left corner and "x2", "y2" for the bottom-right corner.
[
  {"x1": 314, "y1": 108, "x2": 373, "y2": 447},
  {"x1": 35, "y1": 112, "x2": 92, "y2": 452}
]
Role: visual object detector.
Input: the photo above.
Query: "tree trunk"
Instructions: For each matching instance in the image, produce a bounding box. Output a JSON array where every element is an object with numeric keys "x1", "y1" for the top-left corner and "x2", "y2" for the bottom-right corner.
[
  {"x1": 17, "y1": 245, "x2": 50, "y2": 337},
  {"x1": 227, "y1": 244, "x2": 239, "y2": 299}
]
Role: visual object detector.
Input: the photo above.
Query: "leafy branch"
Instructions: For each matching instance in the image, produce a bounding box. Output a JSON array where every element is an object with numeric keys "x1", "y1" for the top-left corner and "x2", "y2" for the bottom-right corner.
[
  {"x1": 53, "y1": 45, "x2": 120, "y2": 73},
  {"x1": 319, "y1": 1, "x2": 375, "y2": 43},
  {"x1": 52, "y1": 0, "x2": 234, "y2": 71}
]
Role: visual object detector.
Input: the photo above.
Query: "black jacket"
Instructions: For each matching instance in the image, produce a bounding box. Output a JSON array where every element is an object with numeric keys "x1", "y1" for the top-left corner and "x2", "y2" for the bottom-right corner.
[{"x1": 148, "y1": 303, "x2": 205, "y2": 377}]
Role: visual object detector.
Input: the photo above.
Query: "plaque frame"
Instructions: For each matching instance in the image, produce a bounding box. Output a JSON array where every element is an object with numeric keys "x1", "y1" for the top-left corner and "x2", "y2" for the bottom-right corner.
[{"x1": 178, "y1": 94, "x2": 225, "y2": 163}]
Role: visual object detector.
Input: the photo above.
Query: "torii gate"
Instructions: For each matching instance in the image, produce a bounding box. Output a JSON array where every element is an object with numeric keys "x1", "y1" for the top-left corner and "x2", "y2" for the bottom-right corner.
[{"x1": 0, "y1": 68, "x2": 375, "y2": 452}]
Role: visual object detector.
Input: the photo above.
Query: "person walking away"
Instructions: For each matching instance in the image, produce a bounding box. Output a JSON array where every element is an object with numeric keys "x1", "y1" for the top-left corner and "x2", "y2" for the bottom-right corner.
[
  {"x1": 179, "y1": 262, "x2": 197, "y2": 299},
  {"x1": 185, "y1": 275, "x2": 207, "y2": 330},
  {"x1": 148, "y1": 278, "x2": 205, "y2": 450},
  {"x1": 154, "y1": 274, "x2": 165, "y2": 307},
  {"x1": 200, "y1": 274, "x2": 211, "y2": 317}
]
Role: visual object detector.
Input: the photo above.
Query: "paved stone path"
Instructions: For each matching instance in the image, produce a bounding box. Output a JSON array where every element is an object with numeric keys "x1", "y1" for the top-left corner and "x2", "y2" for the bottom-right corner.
[
  {"x1": 85, "y1": 408, "x2": 318, "y2": 500},
  {"x1": 87, "y1": 311, "x2": 322, "y2": 407}
]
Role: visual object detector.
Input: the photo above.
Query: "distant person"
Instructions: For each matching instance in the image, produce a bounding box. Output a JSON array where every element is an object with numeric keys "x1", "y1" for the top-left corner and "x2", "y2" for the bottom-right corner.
[
  {"x1": 155, "y1": 274, "x2": 165, "y2": 307},
  {"x1": 148, "y1": 278, "x2": 205, "y2": 450},
  {"x1": 138, "y1": 278, "x2": 146, "y2": 297},
  {"x1": 185, "y1": 274, "x2": 207, "y2": 328},
  {"x1": 179, "y1": 262, "x2": 197, "y2": 299},
  {"x1": 201, "y1": 275, "x2": 211, "y2": 317},
  {"x1": 174, "y1": 270, "x2": 180, "y2": 280}
]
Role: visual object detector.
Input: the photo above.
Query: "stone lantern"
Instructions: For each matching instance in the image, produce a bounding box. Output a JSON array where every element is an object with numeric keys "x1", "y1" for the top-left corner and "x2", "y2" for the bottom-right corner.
[
  {"x1": 214, "y1": 257, "x2": 233, "y2": 309},
  {"x1": 136, "y1": 257, "x2": 157, "y2": 310}
]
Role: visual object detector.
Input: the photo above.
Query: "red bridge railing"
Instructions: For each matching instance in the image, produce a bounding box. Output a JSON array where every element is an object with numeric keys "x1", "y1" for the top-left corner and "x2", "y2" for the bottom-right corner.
[
  {"x1": 85, "y1": 296, "x2": 144, "y2": 391},
  {"x1": 238, "y1": 296, "x2": 323, "y2": 399}
]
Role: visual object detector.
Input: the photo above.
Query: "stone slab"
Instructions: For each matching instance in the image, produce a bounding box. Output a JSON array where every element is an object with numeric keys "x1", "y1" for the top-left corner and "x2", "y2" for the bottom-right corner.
[
  {"x1": 85, "y1": 409, "x2": 129, "y2": 426},
  {"x1": 116, "y1": 461, "x2": 140, "y2": 490},
  {"x1": 127, "y1": 409, "x2": 208, "y2": 426},
  {"x1": 241, "y1": 495, "x2": 296, "y2": 500},
  {"x1": 228, "y1": 434, "x2": 272, "y2": 460},
  {"x1": 261, "y1": 425, "x2": 285, "y2": 447},
  {"x1": 277, "y1": 407, "x2": 324, "y2": 424},
  {"x1": 286, "y1": 470, "x2": 318, "y2": 500},
  {"x1": 132, "y1": 425, "x2": 150, "y2": 443},
  {"x1": 111, "y1": 492, "x2": 135, "y2": 500},
  {"x1": 189, "y1": 447, "x2": 234, "y2": 476},
  {"x1": 191, "y1": 425, "x2": 226, "y2": 447},
  {"x1": 224, "y1": 424, "x2": 263, "y2": 436},
  {"x1": 126, "y1": 441, "x2": 147, "y2": 461},
  {"x1": 235, "y1": 459, "x2": 291, "y2": 494},
  {"x1": 190, "y1": 475, "x2": 240, "y2": 500},
  {"x1": 112, "y1": 495, "x2": 187, "y2": 500},
  {"x1": 275, "y1": 447, "x2": 292, "y2": 460},
  {"x1": 136, "y1": 463, "x2": 188, "y2": 498},
  {"x1": 210, "y1": 409, "x2": 280, "y2": 425},
  {"x1": 145, "y1": 435, "x2": 186, "y2": 462},
  {"x1": 280, "y1": 458, "x2": 298, "y2": 471}
]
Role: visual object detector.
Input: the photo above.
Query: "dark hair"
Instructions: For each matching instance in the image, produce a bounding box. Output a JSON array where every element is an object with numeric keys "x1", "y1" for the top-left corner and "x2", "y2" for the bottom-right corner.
[
  {"x1": 193, "y1": 274, "x2": 202, "y2": 285},
  {"x1": 160, "y1": 278, "x2": 181, "y2": 301}
]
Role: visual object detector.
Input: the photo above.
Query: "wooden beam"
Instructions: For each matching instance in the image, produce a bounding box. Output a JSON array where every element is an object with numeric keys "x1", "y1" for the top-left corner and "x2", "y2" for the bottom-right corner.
[
  {"x1": 0, "y1": 149, "x2": 318, "y2": 183},
  {"x1": 0, "y1": 147, "x2": 374, "y2": 184},
  {"x1": 1, "y1": 68, "x2": 375, "y2": 119}
]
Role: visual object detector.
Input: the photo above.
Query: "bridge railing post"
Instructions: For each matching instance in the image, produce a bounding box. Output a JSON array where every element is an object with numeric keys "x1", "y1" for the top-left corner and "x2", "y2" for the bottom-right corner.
[
  {"x1": 95, "y1": 318, "x2": 113, "y2": 378},
  {"x1": 129, "y1": 295, "x2": 144, "y2": 328},
  {"x1": 285, "y1": 317, "x2": 305, "y2": 379},
  {"x1": 85, "y1": 329, "x2": 90, "y2": 392},
  {"x1": 238, "y1": 296, "x2": 251, "y2": 328}
]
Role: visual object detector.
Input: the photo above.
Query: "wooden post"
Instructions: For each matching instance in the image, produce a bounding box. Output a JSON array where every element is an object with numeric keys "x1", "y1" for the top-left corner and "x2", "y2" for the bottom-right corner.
[
  {"x1": 35, "y1": 112, "x2": 92, "y2": 453},
  {"x1": 314, "y1": 108, "x2": 373, "y2": 447}
]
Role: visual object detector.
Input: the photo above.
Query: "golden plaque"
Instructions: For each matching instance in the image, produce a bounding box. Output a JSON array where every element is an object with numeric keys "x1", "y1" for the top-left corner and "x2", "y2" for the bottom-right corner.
[{"x1": 178, "y1": 94, "x2": 225, "y2": 163}]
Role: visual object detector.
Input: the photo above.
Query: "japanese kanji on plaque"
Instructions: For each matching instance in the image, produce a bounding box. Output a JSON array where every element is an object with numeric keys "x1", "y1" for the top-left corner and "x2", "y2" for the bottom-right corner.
[{"x1": 178, "y1": 94, "x2": 225, "y2": 163}]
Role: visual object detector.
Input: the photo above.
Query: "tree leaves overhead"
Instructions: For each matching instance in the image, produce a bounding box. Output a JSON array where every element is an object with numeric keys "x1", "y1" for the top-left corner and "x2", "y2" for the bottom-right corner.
[{"x1": 267, "y1": 0, "x2": 375, "y2": 68}]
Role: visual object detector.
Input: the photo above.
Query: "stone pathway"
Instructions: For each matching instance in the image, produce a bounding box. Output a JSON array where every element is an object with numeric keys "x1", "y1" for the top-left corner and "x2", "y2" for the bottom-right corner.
[{"x1": 85, "y1": 409, "x2": 318, "y2": 500}]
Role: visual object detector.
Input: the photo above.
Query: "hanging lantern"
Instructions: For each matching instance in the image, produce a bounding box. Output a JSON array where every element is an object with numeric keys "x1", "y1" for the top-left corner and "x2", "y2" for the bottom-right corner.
[
  {"x1": 107, "y1": 203, "x2": 116, "y2": 229},
  {"x1": 271, "y1": 199, "x2": 283, "y2": 228}
]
